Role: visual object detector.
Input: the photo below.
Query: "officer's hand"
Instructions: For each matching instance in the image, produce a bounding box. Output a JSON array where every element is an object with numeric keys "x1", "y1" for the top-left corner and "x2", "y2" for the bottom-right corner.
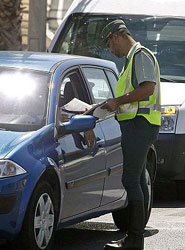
[{"x1": 101, "y1": 98, "x2": 119, "y2": 112}]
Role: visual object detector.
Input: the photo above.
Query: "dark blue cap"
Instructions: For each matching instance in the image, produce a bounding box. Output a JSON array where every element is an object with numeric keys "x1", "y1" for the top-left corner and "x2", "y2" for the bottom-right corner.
[{"x1": 102, "y1": 19, "x2": 127, "y2": 43}]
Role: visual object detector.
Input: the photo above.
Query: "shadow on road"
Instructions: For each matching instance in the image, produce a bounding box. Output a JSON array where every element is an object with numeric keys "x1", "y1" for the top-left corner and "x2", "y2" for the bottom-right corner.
[
  {"x1": 1, "y1": 220, "x2": 160, "y2": 250},
  {"x1": 54, "y1": 222, "x2": 122, "y2": 250},
  {"x1": 53, "y1": 221, "x2": 159, "y2": 250}
]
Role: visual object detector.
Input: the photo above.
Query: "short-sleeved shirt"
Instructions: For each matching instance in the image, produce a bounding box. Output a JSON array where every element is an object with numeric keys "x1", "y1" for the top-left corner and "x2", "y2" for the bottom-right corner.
[{"x1": 125, "y1": 42, "x2": 156, "y2": 88}]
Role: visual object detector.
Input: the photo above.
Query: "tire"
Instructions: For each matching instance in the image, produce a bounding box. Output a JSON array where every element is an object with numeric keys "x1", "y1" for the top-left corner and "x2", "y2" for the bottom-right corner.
[
  {"x1": 145, "y1": 168, "x2": 153, "y2": 224},
  {"x1": 112, "y1": 168, "x2": 153, "y2": 232},
  {"x1": 16, "y1": 181, "x2": 58, "y2": 250}
]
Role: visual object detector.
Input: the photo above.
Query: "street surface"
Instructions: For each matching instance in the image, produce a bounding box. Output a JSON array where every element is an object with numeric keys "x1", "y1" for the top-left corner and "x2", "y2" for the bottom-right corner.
[
  {"x1": 54, "y1": 201, "x2": 185, "y2": 250},
  {"x1": 2, "y1": 201, "x2": 185, "y2": 250},
  {"x1": 1, "y1": 199, "x2": 185, "y2": 249}
]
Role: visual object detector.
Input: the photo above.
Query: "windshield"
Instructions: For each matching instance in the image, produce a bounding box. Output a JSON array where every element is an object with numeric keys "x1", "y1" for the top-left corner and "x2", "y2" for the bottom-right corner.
[
  {"x1": 0, "y1": 67, "x2": 51, "y2": 131},
  {"x1": 53, "y1": 14, "x2": 185, "y2": 83}
]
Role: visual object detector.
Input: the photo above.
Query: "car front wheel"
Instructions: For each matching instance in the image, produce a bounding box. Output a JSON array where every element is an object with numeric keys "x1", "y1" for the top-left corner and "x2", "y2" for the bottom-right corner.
[
  {"x1": 17, "y1": 181, "x2": 58, "y2": 250},
  {"x1": 112, "y1": 168, "x2": 153, "y2": 232}
]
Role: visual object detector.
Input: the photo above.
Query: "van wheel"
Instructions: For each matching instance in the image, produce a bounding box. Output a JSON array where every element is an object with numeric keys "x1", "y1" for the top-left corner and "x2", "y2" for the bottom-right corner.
[
  {"x1": 112, "y1": 169, "x2": 153, "y2": 232},
  {"x1": 16, "y1": 181, "x2": 57, "y2": 250}
]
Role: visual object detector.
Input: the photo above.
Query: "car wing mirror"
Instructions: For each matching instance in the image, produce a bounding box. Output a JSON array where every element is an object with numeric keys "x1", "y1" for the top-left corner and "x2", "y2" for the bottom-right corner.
[{"x1": 58, "y1": 115, "x2": 96, "y2": 135}]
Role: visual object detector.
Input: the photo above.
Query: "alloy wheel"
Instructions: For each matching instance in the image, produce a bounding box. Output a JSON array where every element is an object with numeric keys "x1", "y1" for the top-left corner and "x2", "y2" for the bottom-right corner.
[{"x1": 34, "y1": 193, "x2": 55, "y2": 249}]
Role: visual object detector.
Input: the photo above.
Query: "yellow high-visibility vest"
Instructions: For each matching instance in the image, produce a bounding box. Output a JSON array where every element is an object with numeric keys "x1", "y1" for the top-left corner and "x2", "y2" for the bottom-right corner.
[{"x1": 115, "y1": 45, "x2": 161, "y2": 126}]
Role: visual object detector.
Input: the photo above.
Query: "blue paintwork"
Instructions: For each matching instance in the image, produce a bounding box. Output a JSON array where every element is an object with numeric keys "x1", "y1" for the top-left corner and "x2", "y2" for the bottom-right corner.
[
  {"x1": 0, "y1": 124, "x2": 58, "y2": 237},
  {"x1": 0, "y1": 51, "x2": 118, "y2": 73},
  {"x1": 0, "y1": 52, "x2": 126, "y2": 240},
  {"x1": 0, "y1": 51, "x2": 76, "y2": 72},
  {"x1": 62, "y1": 115, "x2": 96, "y2": 133}
]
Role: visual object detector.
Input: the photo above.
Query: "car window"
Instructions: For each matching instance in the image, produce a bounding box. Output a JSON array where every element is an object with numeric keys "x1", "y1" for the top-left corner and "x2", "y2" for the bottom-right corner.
[
  {"x1": 0, "y1": 67, "x2": 50, "y2": 131},
  {"x1": 59, "y1": 69, "x2": 91, "y2": 111},
  {"x1": 82, "y1": 67, "x2": 113, "y2": 104},
  {"x1": 105, "y1": 70, "x2": 118, "y2": 97}
]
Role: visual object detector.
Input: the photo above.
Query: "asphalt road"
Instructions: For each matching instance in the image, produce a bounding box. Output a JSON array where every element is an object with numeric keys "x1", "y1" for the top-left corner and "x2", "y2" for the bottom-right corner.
[
  {"x1": 2, "y1": 200, "x2": 185, "y2": 250},
  {"x1": 1, "y1": 179, "x2": 185, "y2": 250},
  {"x1": 53, "y1": 201, "x2": 185, "y2": 250}
]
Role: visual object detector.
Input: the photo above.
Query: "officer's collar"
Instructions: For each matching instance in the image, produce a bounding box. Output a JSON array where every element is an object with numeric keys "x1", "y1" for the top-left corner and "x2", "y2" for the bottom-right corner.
[{"x1": 126, "y1": 42, "x2": 141, "y2": 61}]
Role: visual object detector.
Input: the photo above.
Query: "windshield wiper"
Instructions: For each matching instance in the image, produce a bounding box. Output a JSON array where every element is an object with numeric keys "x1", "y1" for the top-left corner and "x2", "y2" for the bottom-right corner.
[
  {"x1": 0, "y1": 128, "x2": 7, "y2": 131},
  {"x1": 160, "y1": 77, "x2": 174, "y2": 82}
]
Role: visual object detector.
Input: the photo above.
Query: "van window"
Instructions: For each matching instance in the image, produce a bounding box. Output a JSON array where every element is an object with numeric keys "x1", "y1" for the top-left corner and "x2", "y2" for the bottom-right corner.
[
  {"x1": 53, "y1": 14, "x2": 185, "y2": 83},
  {"x1": 53, "y1": 15, "x2": 125, "y2": 72}
]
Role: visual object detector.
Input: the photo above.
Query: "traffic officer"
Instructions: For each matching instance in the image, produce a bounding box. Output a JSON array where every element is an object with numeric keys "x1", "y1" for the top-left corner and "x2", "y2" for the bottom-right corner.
[{"x1": 101, "y1": 20, "x2": 161, "y2": 250}]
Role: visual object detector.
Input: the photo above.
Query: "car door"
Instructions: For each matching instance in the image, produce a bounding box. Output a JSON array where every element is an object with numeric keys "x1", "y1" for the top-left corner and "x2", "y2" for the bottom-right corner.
[
  {"x1": 81, "y1": 67, "x2": 125, "y2": 205},
  {"x1": 57, "y1": 68, "x2": 106, "y2": 218}
]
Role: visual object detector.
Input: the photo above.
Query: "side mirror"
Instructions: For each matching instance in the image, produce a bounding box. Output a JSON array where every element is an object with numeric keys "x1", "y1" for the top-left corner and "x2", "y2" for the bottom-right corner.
[{"x1": 58, "y1": 115, "x2": 96, "y2": 135}]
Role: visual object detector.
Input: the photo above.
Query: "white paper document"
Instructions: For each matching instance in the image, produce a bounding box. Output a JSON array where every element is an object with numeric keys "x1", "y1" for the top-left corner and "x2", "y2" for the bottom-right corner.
[
  {"x1": 92, "y1": 105, "x2": 115, "y2": 119},
  {"x1": 84, "y1": 101, "x2": 115, "y2": 119},
  {"x1": 62, "y1": 98, "x2": 92, "y2": 113},
  {"x1": 62, "y1": 98, "x2": 115, "y2": 119}
]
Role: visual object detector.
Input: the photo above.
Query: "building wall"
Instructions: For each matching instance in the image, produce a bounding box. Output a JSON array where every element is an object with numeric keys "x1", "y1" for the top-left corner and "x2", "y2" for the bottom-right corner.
[
  {"x1": 21, "y1": 0, "x2": 73, "y2": 50},
  {"x1": 21, "y1": 0, "x2": 29, "y2": 50},
  {"x1": 48, "y1": 0, "x2": 73, "y2": 32}
]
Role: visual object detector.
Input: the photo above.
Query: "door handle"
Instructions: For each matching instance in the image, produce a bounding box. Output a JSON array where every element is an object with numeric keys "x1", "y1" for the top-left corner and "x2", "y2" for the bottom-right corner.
[
  {"x1": 96, "y1": 138, "x2": 105, "y2": 147},
  {"x1": 90, "y1": 138, "x2": 105, "y2": 156}
]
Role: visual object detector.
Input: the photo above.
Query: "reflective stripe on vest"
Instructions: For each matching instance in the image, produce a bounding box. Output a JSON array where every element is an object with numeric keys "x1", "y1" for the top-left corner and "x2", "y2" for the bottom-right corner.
[{"x1": 115, "y1": 45, "x2": 161, "y2": 126}]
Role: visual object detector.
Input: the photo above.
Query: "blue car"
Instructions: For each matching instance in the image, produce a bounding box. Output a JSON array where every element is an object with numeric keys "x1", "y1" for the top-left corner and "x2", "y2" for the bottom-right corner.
[{"x1": 0, "y1": 52, "x2": 156, "y2": 250}]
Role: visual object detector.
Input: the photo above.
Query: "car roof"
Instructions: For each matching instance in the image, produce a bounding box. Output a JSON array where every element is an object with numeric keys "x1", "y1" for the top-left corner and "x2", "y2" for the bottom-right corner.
[
  {"x1": 66, "y1": 0, "x2": 185, "y2": 18},
  {"x1": 0, "y1": 51, "x2": 117, "y2": 73}
]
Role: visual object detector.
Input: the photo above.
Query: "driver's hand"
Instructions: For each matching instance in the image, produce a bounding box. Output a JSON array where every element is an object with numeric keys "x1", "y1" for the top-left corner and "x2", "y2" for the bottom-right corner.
[
  {"x1": 61, "y1": 113, "x2": 71, "y2": 122},
  {"x1": 84, "y1": 129, "x2": 97, "y2": 147}
]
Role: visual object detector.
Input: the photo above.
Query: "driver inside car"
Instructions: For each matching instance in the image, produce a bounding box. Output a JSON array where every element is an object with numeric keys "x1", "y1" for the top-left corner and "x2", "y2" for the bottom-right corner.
[{"x1": 59, "y1": 81, "x2": 97, "y2": 148}]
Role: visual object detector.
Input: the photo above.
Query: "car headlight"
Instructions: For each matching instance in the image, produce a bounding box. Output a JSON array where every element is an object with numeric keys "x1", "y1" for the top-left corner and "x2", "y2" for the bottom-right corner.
[
  {"x1": 0, "y1": 160, "x2": 27, "y2": 178},
  {"x1": 160, "y1": 106, "x2": 179, "y2": 133}
]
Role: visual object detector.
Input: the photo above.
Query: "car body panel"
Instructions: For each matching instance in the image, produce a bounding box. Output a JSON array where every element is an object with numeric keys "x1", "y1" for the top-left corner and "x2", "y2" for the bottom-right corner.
[
  {"x1": 58, "y1": 122, "x2": 106, "y2": 218},
  {"x1": 58, "y1": 190, "x2": 127, "y2": 228},
  {"x1": 0, "y1": 131, "x2": 30, "y2": 159},
  {"x1": 0, "y1": 51, "x2": 77, "y2": 72},
  {"x1": 99, "y1": 116, "x2": 124, "y2": 205},
  {"x1": 0, "y1": 124, "x2": 60, "y2": 237},
  {"x1": 0, "y1": 52, "x2": 128, "y2": 240},
  {"x1": 65, "y1": 0, "x2": 185, "y2": 17},
  {"x1": 176, "y1": 102, "x2": 185, "y2": 134},
  {"x1": 161, "y1": 82, "x2": 185, "y2": 106},
  {"x1": 155, "y1": 133, "x2": 185, "y2": 177},
  {"x1": 49, "y1": 0, "x2": 185, "y2": 52},
  {"x1": 0, "y1": 174, "x2": 28, "y2": 238}
]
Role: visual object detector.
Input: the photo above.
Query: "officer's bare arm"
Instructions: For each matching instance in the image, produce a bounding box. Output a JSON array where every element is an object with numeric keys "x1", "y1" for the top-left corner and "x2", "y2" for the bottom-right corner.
[
  {"x1": 117, "y1": 81, "x2": 155, "y2": 104},
  {"x1": 102, "y1": 81, "x2": 155, "y2": 111}
]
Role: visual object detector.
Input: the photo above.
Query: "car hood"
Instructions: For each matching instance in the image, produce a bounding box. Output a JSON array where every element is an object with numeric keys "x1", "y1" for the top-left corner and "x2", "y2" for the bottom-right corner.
[
  {"x1": 0, "y1": 124, "x2": 55, "y2": 159},
  {"x1": 0, "y1": 130, "x2": 34, "y2": 159},
  {"x1": 161, "y1": 82, "x2": 185, "y2": 106}
]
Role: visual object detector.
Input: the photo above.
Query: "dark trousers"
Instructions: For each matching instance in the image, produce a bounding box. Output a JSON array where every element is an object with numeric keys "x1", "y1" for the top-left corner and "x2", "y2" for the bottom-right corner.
[{"x1": 119, "y1": 116, "x2": 159, "y2": 202}]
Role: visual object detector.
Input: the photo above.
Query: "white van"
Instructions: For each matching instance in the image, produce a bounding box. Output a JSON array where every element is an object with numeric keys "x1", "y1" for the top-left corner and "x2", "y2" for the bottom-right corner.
[{"x1": 49, "y1": 0, "x2": 185, "y2": 195}]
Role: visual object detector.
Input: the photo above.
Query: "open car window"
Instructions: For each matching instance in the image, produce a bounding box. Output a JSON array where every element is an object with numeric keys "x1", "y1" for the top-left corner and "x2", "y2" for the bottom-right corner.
[{"x1": 59, "y1": 68, "x2": 91, "y2": 114}]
